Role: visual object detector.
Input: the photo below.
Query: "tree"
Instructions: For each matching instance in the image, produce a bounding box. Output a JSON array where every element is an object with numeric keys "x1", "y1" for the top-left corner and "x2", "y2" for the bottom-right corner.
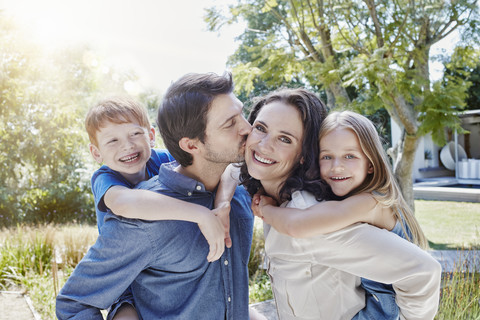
[
  {"x1": 206, "y1": 0, "x2": 480, "y2": 209},
  {"x1": 0, "y1": 16, "x2": 135, "y2": 226}
]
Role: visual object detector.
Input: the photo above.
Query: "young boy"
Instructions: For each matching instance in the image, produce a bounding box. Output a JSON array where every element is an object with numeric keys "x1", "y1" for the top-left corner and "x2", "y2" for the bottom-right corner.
[{"x1": 85, "y1": 96, "x2": 229, "y2": 319}]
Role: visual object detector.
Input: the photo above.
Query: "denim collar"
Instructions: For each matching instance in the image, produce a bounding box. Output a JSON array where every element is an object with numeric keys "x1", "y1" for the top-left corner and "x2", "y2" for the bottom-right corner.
[{"x1": 158, "y1": 161, "x2": 209, "y2": 197}]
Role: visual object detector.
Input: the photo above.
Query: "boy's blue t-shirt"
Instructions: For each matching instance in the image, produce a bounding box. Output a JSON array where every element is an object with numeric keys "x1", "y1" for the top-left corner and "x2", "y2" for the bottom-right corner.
[{"x1": 91, "y1": 148, "x2": 175, "y2": 232}]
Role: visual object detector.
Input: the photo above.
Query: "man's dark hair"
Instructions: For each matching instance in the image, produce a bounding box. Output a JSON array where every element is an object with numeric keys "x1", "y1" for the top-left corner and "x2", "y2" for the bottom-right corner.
[{"x1": 157, "y1": 72, "x2": 234, "y2": 167}]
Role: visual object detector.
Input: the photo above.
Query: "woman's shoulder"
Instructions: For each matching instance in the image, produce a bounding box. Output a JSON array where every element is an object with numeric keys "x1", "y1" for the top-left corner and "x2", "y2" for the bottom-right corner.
[{"x1": 284, "y1": 190, "x2": 320, "y2": 209}]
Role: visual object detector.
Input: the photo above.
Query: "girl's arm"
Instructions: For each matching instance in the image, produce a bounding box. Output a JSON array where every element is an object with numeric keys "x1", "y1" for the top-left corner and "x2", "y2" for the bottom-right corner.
[
  {"x1": 104, "y1": 186, "x2": 227, "y2": 262},
  {"x1": 253, "y1": 193, "x2": 396, "y2": 238}
]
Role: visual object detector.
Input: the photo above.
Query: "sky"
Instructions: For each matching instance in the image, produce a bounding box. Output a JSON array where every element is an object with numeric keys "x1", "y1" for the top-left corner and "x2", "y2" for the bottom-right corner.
[
  {"x1": 0, "y1": 0, "x2": 455, "y2": 95},
  {"x1": 0, "y1": 0, "x2": 244, "y2": 93}
]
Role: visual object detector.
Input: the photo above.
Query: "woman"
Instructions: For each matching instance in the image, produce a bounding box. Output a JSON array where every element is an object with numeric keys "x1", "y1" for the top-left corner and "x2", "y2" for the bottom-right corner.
[{"x1": 240, "y1": 88, "x2": 441, "y2": 320}]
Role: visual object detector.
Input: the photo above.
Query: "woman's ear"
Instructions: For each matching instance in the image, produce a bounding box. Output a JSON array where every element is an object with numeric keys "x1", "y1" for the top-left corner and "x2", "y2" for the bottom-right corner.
[{"x1": 89, "y1": 144, "x2": 103, "y2": 164}]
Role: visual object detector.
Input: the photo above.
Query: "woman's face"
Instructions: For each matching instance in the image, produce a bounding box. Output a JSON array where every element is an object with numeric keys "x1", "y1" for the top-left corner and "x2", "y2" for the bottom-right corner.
[{"x1": 245, "y1": 101, "x2": 304, "y2": 199}]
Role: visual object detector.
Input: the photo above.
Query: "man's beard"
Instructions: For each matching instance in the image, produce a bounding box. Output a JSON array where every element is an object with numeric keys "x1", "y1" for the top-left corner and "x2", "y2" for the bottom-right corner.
[{"x1": 203, "y1": 138, "x2": 246, "y2": 164}]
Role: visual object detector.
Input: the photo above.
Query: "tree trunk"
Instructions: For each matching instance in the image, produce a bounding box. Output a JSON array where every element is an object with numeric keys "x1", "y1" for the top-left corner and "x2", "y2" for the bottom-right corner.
[{"x1": 392, "y1": 130, "x2": 419, "y2": 211}]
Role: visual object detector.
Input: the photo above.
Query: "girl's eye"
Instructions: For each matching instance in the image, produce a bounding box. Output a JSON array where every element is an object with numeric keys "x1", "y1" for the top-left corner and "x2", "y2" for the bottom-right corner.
[
  {"x1": 107, "y1": 139, "x2": 118, "y2": 144},
  {"x1": 320, "y1": 155, "x2": 331, "y2": 160},
  {"x1": 279, "y1": 136, "x2": 292, "y2": 144},
  {"x1": 346, "y1": 154, "x2": 356, "y2": 159}
]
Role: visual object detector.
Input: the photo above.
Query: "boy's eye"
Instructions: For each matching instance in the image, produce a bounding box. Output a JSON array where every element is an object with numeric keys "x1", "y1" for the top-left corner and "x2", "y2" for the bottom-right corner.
[{"x1": 107, "y1": 139, "x2": 118, "y2": 144}]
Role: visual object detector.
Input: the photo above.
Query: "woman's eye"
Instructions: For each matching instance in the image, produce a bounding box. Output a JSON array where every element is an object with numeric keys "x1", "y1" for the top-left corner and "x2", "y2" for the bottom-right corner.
[
  {"x1": 254, "y1": 124, "x2": 266, "y2": 132},
  {"x1": 279, "y1": 136, "x2": 292, "y2": 144}
]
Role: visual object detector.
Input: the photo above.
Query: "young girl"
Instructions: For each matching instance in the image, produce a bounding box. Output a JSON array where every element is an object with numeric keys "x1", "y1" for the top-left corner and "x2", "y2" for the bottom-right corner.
[{"x1": 253, "y1": 110, "x2": 432, "y2": 319}]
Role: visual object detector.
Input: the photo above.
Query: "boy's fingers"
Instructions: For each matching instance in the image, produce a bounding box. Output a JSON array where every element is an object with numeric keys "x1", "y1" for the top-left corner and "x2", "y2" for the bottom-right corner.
[{"x1": 225, "y1": 233, "x2": 232, "y2": 248}]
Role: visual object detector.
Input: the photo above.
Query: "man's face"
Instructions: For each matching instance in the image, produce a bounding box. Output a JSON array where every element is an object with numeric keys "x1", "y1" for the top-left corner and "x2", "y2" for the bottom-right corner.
[{"x1": 201, "y1": 93, "x2": 252, "y2": 165}]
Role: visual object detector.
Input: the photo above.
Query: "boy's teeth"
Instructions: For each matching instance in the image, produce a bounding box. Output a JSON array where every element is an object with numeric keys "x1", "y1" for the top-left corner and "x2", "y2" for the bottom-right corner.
[
  {"x1": 121, "y1": 153, "x2": 139, "y2": 162},
  {"x1": 254, "y1": 153, "x2": 274, "y2": 164}
]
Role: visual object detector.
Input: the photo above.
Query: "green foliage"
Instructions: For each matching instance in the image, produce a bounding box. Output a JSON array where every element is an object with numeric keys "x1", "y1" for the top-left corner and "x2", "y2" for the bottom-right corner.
[
  {"x1": 205, "y1": 0, "x2": 480, "y2": 206},
  {"x1": 0, "y1": 16, "x2": 134, "y2": 226}
]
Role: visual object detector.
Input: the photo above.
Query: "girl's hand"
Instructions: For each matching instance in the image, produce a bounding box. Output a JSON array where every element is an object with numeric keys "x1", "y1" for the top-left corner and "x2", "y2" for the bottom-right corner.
[
  {"x1": 198, "y1": 206, "x2": 228, "y2": 262},
  {"x1": 252, "y1": 194, "x2": 277, "y2": 224}
]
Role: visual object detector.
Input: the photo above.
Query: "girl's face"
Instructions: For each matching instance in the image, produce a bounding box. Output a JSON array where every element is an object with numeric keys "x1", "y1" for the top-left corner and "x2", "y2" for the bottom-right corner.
[
  {"x1": 319, "y1": 126, "x2": 373, "y2": 197},
  {"x1": 245, "y1": 101, "x2": 304, "y2": 200}
]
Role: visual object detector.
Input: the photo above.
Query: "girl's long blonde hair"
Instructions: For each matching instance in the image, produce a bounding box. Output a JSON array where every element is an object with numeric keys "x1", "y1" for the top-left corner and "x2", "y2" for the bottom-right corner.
[{"x1": 319, "y1": 111, "x2": 428, "y2": 249}]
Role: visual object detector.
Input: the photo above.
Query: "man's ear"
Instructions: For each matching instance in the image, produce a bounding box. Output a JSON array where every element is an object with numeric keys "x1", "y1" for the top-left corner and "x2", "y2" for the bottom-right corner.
[
  {"x1": 149, "y1": 127, "x2": 156, "y2": 148},
  {"x1": 178, "y1": 137, "x2": 200, "y2": 155},
  {"x1": 89, "y1": 144, "x2": 103, "y2": 164},
  {"x1": 367, "y1": 162, "x2": 374, "y2": 174}
]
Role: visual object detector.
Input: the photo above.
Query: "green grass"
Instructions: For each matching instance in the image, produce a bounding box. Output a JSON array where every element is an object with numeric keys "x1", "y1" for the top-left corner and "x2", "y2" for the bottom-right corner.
[
  {"x1": 415, "y1": 200, "x2": 480, "y2": 250},
  {"x1": 1, "y1": 200, "x2": 479, "y2": 319}
]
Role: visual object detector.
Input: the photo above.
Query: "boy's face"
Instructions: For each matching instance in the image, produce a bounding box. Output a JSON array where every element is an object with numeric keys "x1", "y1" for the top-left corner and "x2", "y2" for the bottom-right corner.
[{"x1": 90, "y1": 121, "x2": 155, "y2": 183}]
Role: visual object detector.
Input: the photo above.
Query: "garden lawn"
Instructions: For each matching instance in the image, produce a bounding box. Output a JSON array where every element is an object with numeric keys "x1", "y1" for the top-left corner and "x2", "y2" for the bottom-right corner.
[{"x1": 415, "y1": 200, "x2": 480, "y2": 250}]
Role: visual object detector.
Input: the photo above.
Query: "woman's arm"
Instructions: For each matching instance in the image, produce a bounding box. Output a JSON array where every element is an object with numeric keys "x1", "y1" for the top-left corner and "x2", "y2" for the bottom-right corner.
[
  {"x1": 104, "y1": 186, "x2": 227, "y2": 262},
  {"x1": 253, "y1": 193, "x2": 396, "y2": 238}
]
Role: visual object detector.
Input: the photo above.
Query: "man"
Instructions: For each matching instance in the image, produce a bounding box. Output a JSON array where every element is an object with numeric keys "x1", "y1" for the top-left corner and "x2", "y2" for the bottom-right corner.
[{"x1": 56, "y1": 72, "x2": 262, "y2": 319}]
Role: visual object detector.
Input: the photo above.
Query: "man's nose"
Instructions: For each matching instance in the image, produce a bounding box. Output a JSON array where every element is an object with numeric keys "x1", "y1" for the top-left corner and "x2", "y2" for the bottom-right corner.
[{"x1": 238, "y1": 117, "x2": 252, "y2": 136}]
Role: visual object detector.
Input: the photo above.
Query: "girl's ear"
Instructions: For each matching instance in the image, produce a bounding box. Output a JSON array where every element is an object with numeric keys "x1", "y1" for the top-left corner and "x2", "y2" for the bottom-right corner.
[
  {"x1": 178, "y1": 137, "x2": 200, "y2": 155},
  {"x1": 149, "y1": 127, "x2": 156, "y2": 148},
  {"x1": 367, "y1": 162, "x2": 374, "y2": 174},
  {"x1": 89, "y1": 144, "x2": 103, "y2": 164}
]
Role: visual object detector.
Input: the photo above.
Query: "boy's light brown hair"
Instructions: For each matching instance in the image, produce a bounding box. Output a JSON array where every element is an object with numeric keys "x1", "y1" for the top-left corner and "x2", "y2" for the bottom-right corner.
[{"x1": 85, "y1": 96, "x2": 151, "y2": 147}]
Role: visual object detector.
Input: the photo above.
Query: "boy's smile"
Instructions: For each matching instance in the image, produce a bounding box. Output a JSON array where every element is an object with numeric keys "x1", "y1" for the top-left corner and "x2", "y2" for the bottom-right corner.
[{"x1": 90, "y1": 121, "x2": 155, "y2": 185}]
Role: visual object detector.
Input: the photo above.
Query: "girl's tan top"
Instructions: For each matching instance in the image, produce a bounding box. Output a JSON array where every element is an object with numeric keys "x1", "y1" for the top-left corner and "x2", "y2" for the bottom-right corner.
[{"x1": 264, "y1": 190, "x2": 441, "y2": 320}]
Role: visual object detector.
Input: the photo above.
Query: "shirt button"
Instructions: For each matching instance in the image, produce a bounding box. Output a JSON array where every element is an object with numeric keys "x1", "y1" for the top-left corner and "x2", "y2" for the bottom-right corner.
[
  {"x1": 228, "y1": 297, "x2": 231, "y2": 302},
  {"x1": 224, "y1": 260, "x2": 229, "y2": 266},
  {"x1": 187, "y1": 192, "x2": 192, "y2": 196},
  {"x1": 196, "y1": 185, "x2": 201, "y2": 191}
]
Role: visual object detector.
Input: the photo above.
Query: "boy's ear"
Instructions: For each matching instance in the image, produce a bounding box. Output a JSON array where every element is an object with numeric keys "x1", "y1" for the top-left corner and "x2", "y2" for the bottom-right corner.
[
  {"x1": 367, "y1": 162, "x2": 374, "y2": 174},
  {"x1": 149, "y1": 127, "x2": 156, "y2": 148},
  {"x1": 89, "y1": 144, "x2": 103, "y2": 164},
  {"x1": 178, "y1": 137, "x2": 201, "y2": 155}
]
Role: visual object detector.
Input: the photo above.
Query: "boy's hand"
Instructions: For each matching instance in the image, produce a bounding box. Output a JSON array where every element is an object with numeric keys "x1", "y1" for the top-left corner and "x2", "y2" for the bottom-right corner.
[
  {"x1": 213, "y1": 201, "x2": 232, "y2": 249},
  {"x1": 198, "y1": 208, "x2": 227, "y2": 262}
]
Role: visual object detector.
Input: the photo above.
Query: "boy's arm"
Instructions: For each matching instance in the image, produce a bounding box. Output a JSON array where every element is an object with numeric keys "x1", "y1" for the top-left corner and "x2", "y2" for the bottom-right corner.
[
  {"x1": 104, "y1": 186, "x2": 227, "y2": 262},
  {"x1": 214, "y1": 164, "x2": 241, "y2": 248},
  {"x1": 254, "y1": 193, "x2": 395, "y2": 238}
]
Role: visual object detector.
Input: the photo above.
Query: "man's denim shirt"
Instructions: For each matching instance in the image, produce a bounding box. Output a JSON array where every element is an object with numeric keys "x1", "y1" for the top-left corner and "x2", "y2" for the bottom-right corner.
[{"x1": 56, "y1": 162, "x2": 254, "y2": 320}]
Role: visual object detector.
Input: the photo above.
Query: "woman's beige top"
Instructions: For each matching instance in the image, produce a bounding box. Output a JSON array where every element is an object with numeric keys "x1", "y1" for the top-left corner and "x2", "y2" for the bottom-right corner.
[{"x1": 264, "y1": 190, "x2": 441, "y2": 320}]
